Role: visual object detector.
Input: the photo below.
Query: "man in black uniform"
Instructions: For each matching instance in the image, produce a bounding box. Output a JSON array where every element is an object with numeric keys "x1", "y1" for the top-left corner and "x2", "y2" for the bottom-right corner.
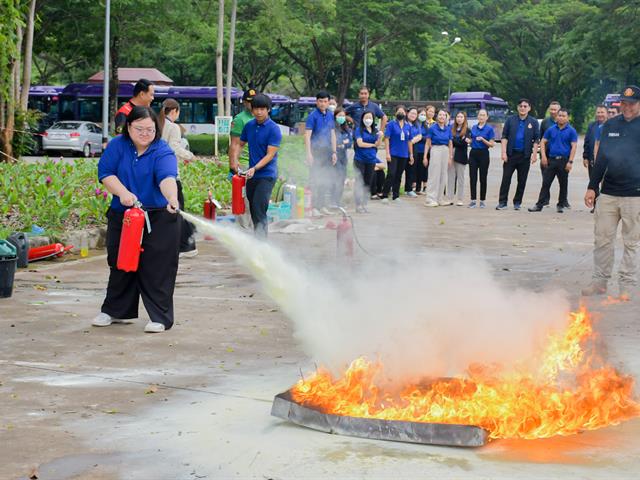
[{"x1": 583, "y1": 85, "x2": 640, "y2": 298}]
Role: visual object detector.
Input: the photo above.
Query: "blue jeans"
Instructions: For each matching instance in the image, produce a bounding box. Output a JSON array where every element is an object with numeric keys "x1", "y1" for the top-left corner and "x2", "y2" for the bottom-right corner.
[{"x1": 246, "y1": 177, "x2": 276, "y2": 238}]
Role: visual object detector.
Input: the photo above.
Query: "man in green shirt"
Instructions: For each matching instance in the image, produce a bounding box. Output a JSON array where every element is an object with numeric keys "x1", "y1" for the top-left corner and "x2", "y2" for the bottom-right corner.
[{"x1": 229, "y1": 89, "x2": 257, "y2": 173}]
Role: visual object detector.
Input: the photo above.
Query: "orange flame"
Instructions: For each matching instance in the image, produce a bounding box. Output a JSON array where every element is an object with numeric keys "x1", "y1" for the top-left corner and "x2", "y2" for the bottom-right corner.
[{"x1": 291, "y1": 307, "x2": 640, "y2": 440}]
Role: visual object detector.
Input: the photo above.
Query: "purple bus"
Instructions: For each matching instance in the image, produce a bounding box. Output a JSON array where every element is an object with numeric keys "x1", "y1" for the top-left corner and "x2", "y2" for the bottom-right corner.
[
  {"x1": 57, "y1": 83, "x2": 243, "y2": 134},
  {"x1": 448, "y1": 91, "x2": 509, "y2": 139}
]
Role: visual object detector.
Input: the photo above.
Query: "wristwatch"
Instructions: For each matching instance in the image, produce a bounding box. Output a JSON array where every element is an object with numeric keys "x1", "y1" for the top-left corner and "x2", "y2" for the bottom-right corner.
[{"x1": 568, "y1": 160, "x2": 574, "y2": 164}]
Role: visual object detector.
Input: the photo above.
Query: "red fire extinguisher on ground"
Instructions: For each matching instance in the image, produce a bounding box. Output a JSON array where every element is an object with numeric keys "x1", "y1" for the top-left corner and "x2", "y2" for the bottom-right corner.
[
  {"x1": 117, "y1": 202, "x2": 149, "y2": 272},
  {"x1": 203, "y1": 190, "x2": 221, "y2": 220},
  {"x1": 232, "y1": 172, "x2": 247, "y2": 215},
  {"x1": 336, "y1": 208, "x2": 354, "y2": 259}
]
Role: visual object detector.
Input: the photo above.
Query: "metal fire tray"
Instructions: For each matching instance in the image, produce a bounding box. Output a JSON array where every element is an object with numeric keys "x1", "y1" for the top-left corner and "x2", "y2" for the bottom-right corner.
[{"x1": 271, "y1": 390, "x2": 488, "y2": 447}]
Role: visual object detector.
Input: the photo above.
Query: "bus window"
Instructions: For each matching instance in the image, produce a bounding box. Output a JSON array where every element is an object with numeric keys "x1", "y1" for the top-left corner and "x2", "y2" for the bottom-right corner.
[
  {"x1": 193, "y1": 100, "x2": 210, "y2": 123},
  {"x1": 78, "y1": 97, "x2": 101, "y2": 122},
  {"x1": 486, "y1": 106, "x2": 509, "y2": 123},
  {"x1": 177, "y1": 100, "x2": 193, "y2": 123},
  {"x1": 450, "y1": 102, "x2": 480, "y2": 119}
]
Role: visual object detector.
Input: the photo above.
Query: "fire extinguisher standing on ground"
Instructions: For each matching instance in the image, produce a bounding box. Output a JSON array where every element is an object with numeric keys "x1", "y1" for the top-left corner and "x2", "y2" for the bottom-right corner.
[
  {"x1": 336, "y1": 207, "x2": 354, "y2": 259},
  {"x1": 117, "y1": 201, "x2": 150, "y2": 272},
  {"x1": 232, "y1": 171, "x2": 247, "y2": 215},
  {"x1": 203, "y1": 190, "x2": 222, "y2": 220}
]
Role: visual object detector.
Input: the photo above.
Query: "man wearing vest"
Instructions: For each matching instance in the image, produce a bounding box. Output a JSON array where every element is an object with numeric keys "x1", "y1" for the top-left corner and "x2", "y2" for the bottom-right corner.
[{"x1": 114, "y1": 79, "x2": 155, "y2": 135}]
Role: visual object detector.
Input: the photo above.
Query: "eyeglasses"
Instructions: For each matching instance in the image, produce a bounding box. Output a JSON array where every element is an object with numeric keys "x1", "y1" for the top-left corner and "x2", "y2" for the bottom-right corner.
[{"x1": 131, "y1": 126, "x2": 156, "y2": 135}]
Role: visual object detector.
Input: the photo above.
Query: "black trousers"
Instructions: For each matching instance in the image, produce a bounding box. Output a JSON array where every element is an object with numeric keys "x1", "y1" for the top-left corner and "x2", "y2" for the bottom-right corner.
[
  {"x1": 382, "y1": 155, "x2": 408, "y2": 200},
  {"x1": 404, "y1": 157, "x2": 416, "y2": 192},
  {"x1": 416, "y1": 150, "x2": 428, "y2": 190},
  {"x1": 536, "y1": 157, "x2": 569, "y2": 207},
  {"x1": 498, "y1": 151, "x2": 530, "y2": 205},
  {"x1": 101, "y1": 208, "x2": 180, "y2": 329},
  {"x1": 246, "y1": 177, "x2": 276, "y2": 238},
  {"x1": 176, "y1": 180, "x2": 196, "y2": 252},
  {"x1": 354, "y1": 160, "x2": 375, "y2": 207},
  {"x1": 468, "y1": 148, "x2": 490, "y2": 201},
  {"x1": 371, "y1": 169, "x2": 385, "y2": 196}
]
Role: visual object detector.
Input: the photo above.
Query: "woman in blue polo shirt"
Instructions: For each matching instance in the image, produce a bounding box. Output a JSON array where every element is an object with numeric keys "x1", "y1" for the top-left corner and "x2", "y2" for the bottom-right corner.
[
  {"x1": 381, "y1": 105, "x2": 413, "y2": 203},
  {"x1": 424, "y1": 109, "x2": 453, "y2": 207},
  {"x1": 413, "y1": 108, "x2": 429, "y2": 195},
  {"x1": 402, "y1": 107, "x2": 421, "y2": 197},
  {"x1": 93, "y1": 106, "x2": 180, "y2": 334},
  {"x1": 332, "y1": 107, "x2": 352, "y2": 208},
  {"x1": 468, "y1": 109, "x2": 495, "y2": 208},
  {"x1": 354, "y1": 111, "x2": 381, "y2": 213}
]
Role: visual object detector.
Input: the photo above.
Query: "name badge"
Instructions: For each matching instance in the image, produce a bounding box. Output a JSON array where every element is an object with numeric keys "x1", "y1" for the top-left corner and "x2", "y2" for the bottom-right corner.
[
  {"x1": 609, "y1": 132, "x2": 620, "y2": 137},
  {"x1": 527, "y1": 123, "x2": 532, "y2": 129},
  {"x1": 400, "y1": 129, "x2": 405, "y2": 141}
]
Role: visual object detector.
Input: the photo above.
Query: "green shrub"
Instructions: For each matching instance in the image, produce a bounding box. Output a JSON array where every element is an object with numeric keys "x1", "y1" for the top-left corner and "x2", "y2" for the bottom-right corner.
[{"x1": 186, "y1": 134, "x2": 229, "y2": 156}]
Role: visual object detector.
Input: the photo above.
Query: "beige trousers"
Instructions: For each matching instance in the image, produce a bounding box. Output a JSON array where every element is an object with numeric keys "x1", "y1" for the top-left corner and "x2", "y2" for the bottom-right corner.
[
  {"x1": 593, "y1": 194, "x2": 640, "y2": 286},
  {"x1": 447, "y1": 162, "x2": 466, "y2": 202},
  {"x1": 426, "y1": 145, "x2": 449, "y2": 205}
]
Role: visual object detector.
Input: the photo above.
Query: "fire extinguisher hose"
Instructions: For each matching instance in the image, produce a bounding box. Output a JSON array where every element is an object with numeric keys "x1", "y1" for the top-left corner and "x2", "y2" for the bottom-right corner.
[{"x1": 336, "y1": 207, "x2": 376, "y2": 258}]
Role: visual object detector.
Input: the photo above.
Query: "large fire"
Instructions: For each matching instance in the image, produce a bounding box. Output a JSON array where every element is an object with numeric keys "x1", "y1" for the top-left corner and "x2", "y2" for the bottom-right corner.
[{"x1": 291, "y1": 307, "x2": 640, "y2": 440}]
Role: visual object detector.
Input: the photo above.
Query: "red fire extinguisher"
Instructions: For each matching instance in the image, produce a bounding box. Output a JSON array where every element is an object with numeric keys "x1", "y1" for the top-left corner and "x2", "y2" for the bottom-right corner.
[
  {"x1": 203, "y1": 190, "x2": 221, "y2": 220},
  {"x1": 336, "y1": 212, "x2": 354, "y2": 259},
  {"x1": 117, "y1": 202, "x2": 149, "y2": 272},
  {"x1": 232, "y1": 172, "x2": 246, "y2": 215}
]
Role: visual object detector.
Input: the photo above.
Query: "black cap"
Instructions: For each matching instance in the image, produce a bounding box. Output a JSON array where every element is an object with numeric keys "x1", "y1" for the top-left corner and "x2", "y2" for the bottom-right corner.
[
  {"x1": 242, "y1": 88, "x2": 258, "y2": 102},
  {"x1": 620, "y1": 85, "x2": 640, "y2": 102}
]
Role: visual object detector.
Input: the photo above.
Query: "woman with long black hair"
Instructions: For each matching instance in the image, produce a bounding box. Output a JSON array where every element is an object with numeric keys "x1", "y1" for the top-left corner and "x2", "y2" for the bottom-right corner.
[
  {"x1": 332, "y1": 107, "x2": 352, "y2": 208},
  {"x1": 354, "y1": 111, "x2": 382, "y2": 213},
  {"x1": 468, "y1": 109, "x2": 496, "y2": 208},
  {"x1": 93, "y1": 106, "x2": 180, "y2": 333},
  {"x1": 448, "y1": 111, "x2": 470, "y2": 205},
  {"x1": 404, "y1": 107, "x2": 422, "y2": 197}
]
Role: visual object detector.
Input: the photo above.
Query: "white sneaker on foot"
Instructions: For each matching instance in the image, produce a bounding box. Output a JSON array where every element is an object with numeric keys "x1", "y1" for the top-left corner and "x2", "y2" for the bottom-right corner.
[
  {"x1": 424, "y1": 201, "x2": 439, "y2": 207},
  {"x1": 92, "y1": 312, "x2": 134, "y2": 327},
  {"x1": 381, "y1": 198, "x2": 389, "y2": 204},
  {"x1": 456, "y1": 201, "x2": 464, "y2": 206},
  {"x1": 144, "y1": 321, "x2": 166, "y2": 333},
  {"x1": 179, "y1": 249, "x2": 198, "y2": 259}
]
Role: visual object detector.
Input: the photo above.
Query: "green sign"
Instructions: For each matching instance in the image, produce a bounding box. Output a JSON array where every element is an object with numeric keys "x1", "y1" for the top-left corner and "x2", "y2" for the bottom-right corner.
[{"x1": 215, "y1": 116, "x2": 233, "y2": 135}]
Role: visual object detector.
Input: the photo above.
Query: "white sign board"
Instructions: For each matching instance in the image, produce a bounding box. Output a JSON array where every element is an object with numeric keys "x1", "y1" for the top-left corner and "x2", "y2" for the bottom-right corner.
[{"x1": 214, "y1": 115, "x2": 233, "y2": 157}]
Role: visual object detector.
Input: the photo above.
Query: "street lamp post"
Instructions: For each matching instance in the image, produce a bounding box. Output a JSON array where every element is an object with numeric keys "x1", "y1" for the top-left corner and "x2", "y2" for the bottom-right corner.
[{"x1": 442, "y1": 32, "x2": 461, "y2": 99}]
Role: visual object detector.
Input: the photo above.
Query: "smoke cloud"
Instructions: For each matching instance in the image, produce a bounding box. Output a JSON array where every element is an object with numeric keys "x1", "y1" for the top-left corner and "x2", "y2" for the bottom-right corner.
[{"x1": 182, "y1": 213, "x2": 571, "y2": 383}]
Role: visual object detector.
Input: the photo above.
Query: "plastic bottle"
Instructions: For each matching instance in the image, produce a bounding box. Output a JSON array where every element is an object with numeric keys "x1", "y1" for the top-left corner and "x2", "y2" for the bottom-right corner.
[
  {"x1": 304, "y1": 187, "x2": 312, "y2": 217},
  {"x1": 296, "y1": 185, "x2": 305, "y2": 219},
  {"x1": 80, "y1": 232, "x2": 89, "y2": 258}
]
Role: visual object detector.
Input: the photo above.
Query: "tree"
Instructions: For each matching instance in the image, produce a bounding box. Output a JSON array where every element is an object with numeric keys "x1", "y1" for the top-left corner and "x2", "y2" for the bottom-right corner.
[
  {"x1": 19, "y1": 0, "x2": 36, "y2": 111},
  {"x1": 225, "y1": 0, "x2": 237, "y2": 116}
]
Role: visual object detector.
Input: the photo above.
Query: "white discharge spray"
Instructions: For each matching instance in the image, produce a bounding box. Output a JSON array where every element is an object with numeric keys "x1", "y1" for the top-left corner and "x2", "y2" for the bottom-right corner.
[{"x1": 180, "y1": 211, "x2": 570, "y2": 383}]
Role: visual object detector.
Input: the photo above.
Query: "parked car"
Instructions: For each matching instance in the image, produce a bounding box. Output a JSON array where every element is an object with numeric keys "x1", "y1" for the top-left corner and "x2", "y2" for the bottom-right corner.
[{"x1": 42, "y1": 121, "x2": 103, "y2": 157}]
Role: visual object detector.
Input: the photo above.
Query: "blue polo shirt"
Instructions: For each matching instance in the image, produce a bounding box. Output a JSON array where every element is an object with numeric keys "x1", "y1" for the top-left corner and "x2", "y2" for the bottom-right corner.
[
  {"x1": 345, "y1": 101, "x2": 385, "y2": 127},
  {"x1": 98, "y1": 135, "x2": 177, "y2": 213},
  {"x1": 470, "y1": 123, "x2": 495, "y2": 149},
  {"x1": 544, "y1": 124, "x2": 578, "y2": 158},
  {"x1": 594, "y1": 123, "x2": 604, "y2": 141},
  {"x1": 305, "y1": 108, "x2": 334, "y2": 149},
  {"x1": 384, "y1": 120, "x2": 413, "y2": 158},
  {"x1": 240, "y1": 118, "x2": 282, "y2": 179},
  {"x1": 413, "y1": 123, "x2": 428, "y2": 153},
  {"x1": 354, "y1": 127, "x2": 379, "y2": 164},
  {"x1": 428, "y1": 123, "x2": 452, "y2": 146},
  {"x1": 514, "y1": 118, "x2": 526, "y2": 151}
]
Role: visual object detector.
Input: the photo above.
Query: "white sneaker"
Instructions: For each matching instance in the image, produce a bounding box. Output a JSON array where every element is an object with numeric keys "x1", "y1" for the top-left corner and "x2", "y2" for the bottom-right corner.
[
  {"x1": 381, "y1": 198, "x2": 389, "y2": 204},
  {"x1": 424, "y1": 201, "x2": 439, "y2": 207},
  {"x1": 439, "y1": 201, "x2": 454, "y2": 206},
  {"x1": 92, "y1": 312, "x2": 113, "y2": 327},
  {"x1": 393, "y1": 197, "x2": 401, "y2": 202},
  {"x1": 144, "y1": 321, "x2": 166, "y2": 333},
  {"x1": 92, "y1": 312, "x2": 134, "y2": 327},
  {"x1": 179, "y1": 249, "x2": 198, "y2": 259},
  {"x1": 406, "y1": 191, "x2": 417, "y2": 197},
  {"x1": 456, "y1": 201, "x2": 464, "y2": 206}
]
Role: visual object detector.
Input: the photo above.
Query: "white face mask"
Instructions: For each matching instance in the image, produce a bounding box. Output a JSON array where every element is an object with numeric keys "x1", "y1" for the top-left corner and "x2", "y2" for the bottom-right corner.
[
  {"x1": 418, "y1": 114, "x2": 427, "y2": 122},
  {"x1": 328, "y1": 104, "x2": 336, "y2": 112},
  {"x1": 363, "y1": 118, "x2": 374, "y2": 127}
]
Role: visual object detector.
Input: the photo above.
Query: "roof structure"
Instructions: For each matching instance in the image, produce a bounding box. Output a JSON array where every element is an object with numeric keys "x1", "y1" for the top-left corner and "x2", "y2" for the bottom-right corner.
[{"x1": 88, "y1": 68, "x2": 174, "y2": 85}]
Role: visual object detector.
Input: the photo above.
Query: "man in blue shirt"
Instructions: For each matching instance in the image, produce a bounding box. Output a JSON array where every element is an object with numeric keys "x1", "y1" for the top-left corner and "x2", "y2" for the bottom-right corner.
[
  {"x1": 583, "y1": 85, "x2": 640, "y2": 298},
  {"x1": 582, "y1": 105, "x2": 607, "y2": 181},
  {"x1": 345, "y1": 85, "x2": 388, "y2": 135},
  {"x1": 305, "y1": 90, "x2": 337, "y2": 215},
  {"x1": 233, "y1": 94, "x2": 282, "y2": 238},
  {"x1": 497, "y1": 98, "x2": 540, "y2": 210},
  {"x1": 529, "y1": 108, "x2": 578, "y2": 213}
]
